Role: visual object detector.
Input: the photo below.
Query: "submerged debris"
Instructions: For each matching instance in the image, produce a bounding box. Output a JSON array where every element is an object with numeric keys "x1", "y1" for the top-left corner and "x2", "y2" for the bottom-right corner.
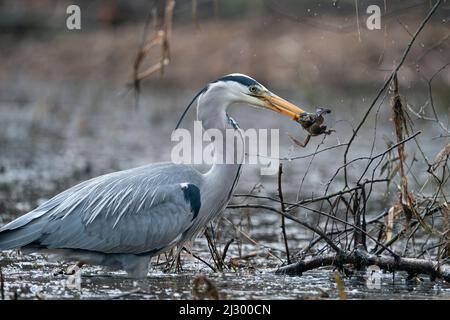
[{"x1": 191, "y1": 275, "x2": 221, "y2": 300}]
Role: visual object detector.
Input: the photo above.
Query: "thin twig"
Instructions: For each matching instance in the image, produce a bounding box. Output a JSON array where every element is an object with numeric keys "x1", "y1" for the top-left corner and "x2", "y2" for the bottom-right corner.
[
  {"x1": 221, "y1": 238, "x2": 234, "y2": 264},
  {"x1": 182, "y1": 247, "x2": 217, "y2": 272},
  {"x1": 228, "y1": 204, "x2": 344, "y2": 254},
  {"x1": 277, "y1": 163, "x2": 291, "y2": 264},
  {"x1": 343, "y1": 0, "x2": 442, "y2": 187}
]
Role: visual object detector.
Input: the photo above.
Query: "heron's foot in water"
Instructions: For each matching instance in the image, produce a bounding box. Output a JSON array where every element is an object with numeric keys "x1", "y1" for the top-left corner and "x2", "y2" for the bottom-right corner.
[{"x1": 53, "y1": 261, "x2": 84, "y2": 276}]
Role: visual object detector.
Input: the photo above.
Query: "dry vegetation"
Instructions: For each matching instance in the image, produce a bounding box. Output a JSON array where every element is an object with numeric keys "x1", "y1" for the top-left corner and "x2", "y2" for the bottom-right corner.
[
  {"x1": 0, "y1": 0, "x2": 449, "y2": 299},
  {"x1": 142, "y1": 0, "x2": 450, "y2": 284}
]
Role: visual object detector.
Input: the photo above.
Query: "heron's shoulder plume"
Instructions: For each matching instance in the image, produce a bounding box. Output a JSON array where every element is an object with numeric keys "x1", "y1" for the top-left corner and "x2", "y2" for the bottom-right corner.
[
  {"x1": 226, "y1": 113, "x2": 240, "y2": 130},
  {"x1": 215, "y1": 73, "x2": 259, "y2": 87}
]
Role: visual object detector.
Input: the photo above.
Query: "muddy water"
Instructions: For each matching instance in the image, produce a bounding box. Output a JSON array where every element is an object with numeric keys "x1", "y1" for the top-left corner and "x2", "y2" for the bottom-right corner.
[
  {"x1": 2, "y1": 245, "x2": 449, "y2": 300},
  {"x1": 0, "y1": 81, "x2": 449, "y2": 299}
]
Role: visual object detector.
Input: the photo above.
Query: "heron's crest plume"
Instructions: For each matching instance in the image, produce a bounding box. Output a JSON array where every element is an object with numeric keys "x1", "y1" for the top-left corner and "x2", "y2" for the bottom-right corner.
[
  {"x1": 175, "y1": 73, "x2": 259, "y2": 130},
  {"x1": 175, "y1": 86, "x2": 207, "y2": 130}
]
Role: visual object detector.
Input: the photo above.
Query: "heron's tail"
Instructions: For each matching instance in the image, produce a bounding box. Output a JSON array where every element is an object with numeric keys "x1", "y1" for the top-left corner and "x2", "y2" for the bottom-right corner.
[{"x1": 0, "y1": 210, "x2": 47, "y2": 250}]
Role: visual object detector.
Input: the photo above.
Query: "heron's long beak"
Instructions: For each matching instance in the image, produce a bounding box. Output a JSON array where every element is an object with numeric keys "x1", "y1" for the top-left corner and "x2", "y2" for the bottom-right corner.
[{"x1": 261, "y1": 93, "x2": 306, "y2": 121}]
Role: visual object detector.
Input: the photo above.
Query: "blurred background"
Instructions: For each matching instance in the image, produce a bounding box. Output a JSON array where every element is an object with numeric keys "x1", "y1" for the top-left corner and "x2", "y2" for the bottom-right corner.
[
  {"x1": 1, "y1": 0, "x2": 449, "y2": 217},
  {"x1": 0, "y1": 0, "x2": 449, "y2": 299}
]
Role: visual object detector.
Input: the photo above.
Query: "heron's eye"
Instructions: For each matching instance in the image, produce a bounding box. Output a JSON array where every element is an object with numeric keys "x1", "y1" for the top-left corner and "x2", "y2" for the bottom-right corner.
[{"x1": 249, "y1": 85, "x2": 259, "y2": 95}]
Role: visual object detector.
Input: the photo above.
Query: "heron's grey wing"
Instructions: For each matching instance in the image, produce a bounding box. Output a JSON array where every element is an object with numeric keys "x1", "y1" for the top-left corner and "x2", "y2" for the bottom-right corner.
[
  {"x1": 40, "y1": 182, "x2": 201, "y2": 254},
  {"x1": 0, "y1": 163, "x2": 202, "y2": 254}
]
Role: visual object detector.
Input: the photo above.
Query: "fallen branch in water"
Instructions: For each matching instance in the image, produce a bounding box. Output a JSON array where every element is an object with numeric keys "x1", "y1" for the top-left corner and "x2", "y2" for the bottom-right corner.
[{"x1": 275, "y1": 249, "x2": 450, "y2": 282}]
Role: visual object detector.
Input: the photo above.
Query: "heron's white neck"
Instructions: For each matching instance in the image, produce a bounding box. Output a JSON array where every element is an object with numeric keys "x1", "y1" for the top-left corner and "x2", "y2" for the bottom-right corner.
[{"x1": 197, "y1": 92, "x2": 243, "y2": 211}]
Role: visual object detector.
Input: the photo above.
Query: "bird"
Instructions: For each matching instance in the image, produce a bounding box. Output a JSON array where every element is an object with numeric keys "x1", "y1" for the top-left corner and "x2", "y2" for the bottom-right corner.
[{"x1": 0, "y1": 73, "x2": 306, "y2": 278}]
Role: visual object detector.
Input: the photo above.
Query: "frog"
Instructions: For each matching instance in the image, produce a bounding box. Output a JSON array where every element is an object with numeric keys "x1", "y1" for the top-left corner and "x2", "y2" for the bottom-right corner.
[{"x1": 289, "y1": 108, "x2": 335, "y2": 148}]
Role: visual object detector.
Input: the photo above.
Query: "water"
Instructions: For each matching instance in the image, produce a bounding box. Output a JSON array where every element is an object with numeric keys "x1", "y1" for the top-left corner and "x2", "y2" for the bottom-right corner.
[
  {"x1": 2, "y1": 250, "x2": 449, "y2": 300},
  {"x1": 0, "y1": 79, "x2": 449, "y2": 300}
]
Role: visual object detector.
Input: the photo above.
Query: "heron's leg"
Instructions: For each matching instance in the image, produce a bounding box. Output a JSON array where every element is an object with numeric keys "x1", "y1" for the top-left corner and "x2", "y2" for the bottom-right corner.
[
  {"x1": 289, "y1": 134, "x2": 311, "y2": 148},
  {"x1": 163, "y1": 249, "x2": 174, "y2": 272},
  {"x1": 164, "y1": 248, "x2": 183, "y2": 272},
  {"x1": 64, "y1": 261, "x2": 84, "y2": 275},
  {"x1": 175, "y1": 251, "x2": 183, "y2": 272},
  {"x1": 168, "y1": 251, "x2": 183, "y2": 272},
  {"x1": 53, "y1": 261, "x2": 84, "y2": 276}
]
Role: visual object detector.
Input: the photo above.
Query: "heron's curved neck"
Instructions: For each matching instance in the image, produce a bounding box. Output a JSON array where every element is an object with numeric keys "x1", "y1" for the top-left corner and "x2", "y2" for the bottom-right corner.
[{"x1": 197, "y1": 93, "x2": 243, "y2": 203}]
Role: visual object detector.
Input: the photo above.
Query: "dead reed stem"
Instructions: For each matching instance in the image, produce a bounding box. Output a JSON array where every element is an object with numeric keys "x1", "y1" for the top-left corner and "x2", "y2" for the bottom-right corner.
[{"x1": 278, "y1": 163, "x2": 291, "y2": 264}]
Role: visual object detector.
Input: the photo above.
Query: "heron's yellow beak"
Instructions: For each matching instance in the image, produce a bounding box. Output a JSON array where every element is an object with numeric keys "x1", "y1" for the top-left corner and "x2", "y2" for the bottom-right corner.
[{"x1": 261, "y1": 93, "x2": 305, "y2": 121}]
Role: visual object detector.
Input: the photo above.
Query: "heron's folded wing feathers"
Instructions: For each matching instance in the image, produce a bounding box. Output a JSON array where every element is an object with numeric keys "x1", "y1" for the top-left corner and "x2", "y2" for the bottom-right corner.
[{"x1": 0, "y1": 164, "x2": 202, "y2": 254}]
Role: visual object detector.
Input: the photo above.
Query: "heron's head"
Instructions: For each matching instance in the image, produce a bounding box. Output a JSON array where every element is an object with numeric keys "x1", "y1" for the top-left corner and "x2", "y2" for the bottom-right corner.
[
  {"x1": 175, "y1": 73, "x2": 309, "y2": 130},
  {"x1": 206, "y1": 73, "x2": 306, "y2": 122}
]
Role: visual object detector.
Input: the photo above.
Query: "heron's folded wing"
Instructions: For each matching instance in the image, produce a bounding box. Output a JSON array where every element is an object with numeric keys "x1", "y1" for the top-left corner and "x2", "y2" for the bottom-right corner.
[
  {"x1": 0, "y1": 165, "x2": 202, "y2": 254},
  {"x1": 42, "y1": 179, "x2": 201, "y2": 254}
]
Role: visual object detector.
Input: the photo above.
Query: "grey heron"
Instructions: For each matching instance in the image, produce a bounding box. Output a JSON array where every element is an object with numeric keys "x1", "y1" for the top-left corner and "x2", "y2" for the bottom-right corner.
[{"x1": 0, "y1": 73, "x2": 307, "y2": 278}]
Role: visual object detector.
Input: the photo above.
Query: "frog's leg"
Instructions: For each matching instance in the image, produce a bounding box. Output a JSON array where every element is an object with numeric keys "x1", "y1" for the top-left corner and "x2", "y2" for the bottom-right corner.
[{"x1": 288, "y1": 134, "x2": 311, "y2": 148}]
